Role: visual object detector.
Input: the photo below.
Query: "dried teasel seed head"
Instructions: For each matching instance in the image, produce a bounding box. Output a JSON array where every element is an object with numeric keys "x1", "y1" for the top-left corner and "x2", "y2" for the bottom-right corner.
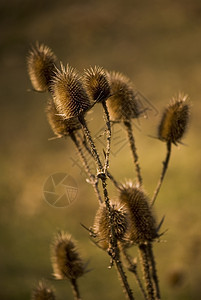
[
  {"x1": 93, "y1": 202, "x2": 128, "y2": 250},
  {"x1": 46, "y1": 99, "x2": 81, "y2": 138},
  {"x1": 158, "y1": 94, "x2": 190, "y2": 145},
  {"x1": 50, "y1": 63, "x2": 91, "y2": 119},
  {"x1": 51, "y1": 231, "x2": 86, "y2": 280},
  {"x1": 83, "y1": 66, "x2": 111, "y2": 103},
  {"x1": 106, "y1": 71, "x2": 141, "y2": 122},
  {"x1": 27, "y1": 42, "x2": 57, "y2": 92},
  {"x1": 32, "y1": 281, "x2": 55, "y2": 300},
  {"x1": 119, "y1": 182, "x2": 157, "y2": 244}
]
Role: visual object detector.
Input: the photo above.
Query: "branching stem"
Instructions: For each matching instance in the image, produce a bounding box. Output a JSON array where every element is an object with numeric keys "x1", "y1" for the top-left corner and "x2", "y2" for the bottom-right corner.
[
  {"x1": 70, "y1": 132, "x2": 102, "y2": 203},
  {"x1": 121, "y1": 246, "x2": 148, "y2": 300}
]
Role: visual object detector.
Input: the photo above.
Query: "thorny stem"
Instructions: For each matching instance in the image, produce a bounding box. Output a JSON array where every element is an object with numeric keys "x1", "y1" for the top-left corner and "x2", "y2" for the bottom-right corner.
[
  {"x1": 102, "y1": 100, "x2": 112, "y2": 172},
  {"x1": 139, "y1": 243, "x2": 155, "y2": 300},
  {"x1": 78, "y1": 114, "x2": 134, "y2": 300},
  {"x1": 79, "y1": 132, "x2": 120, "y2": 189},
  {"x1": 146, "y1": 243, "x2": 161, "y2": 300},
  {"x1": 151, "y1": 141, "x2": 172, "y2": 206},
  {"x1": 102, "y1": 178, "x2": 134, "y2": 300},
  {"x1": 70, "y1": 132, "x2": 103, "y2": 203},
  {"x1": 70, "y1": 278, "x2": 82, "y2": 300},
  {"x1": 121, "y1": 246, "x2": 148, "y2": 300},
  {"x1": 123, "y1": 120, "x2": 143, "y2": 186},
  {"x1": 78, "y1": 114, "x2": 103, "y2": 173},
  {"x1": 114, "y1": 257, "x2": 135, "y2": 300}
]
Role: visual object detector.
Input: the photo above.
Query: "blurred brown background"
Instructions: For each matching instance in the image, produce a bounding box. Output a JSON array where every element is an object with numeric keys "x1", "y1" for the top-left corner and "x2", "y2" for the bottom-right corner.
[{"x1": 1, "y1": 0, "x2": 201, "y2": 299}]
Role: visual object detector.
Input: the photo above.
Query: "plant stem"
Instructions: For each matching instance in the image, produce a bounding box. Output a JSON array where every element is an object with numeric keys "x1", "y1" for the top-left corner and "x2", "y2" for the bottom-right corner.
[
  {"x1": 70, "y1": 132, "x2": 102, "y2": 203},
  {"x1": 123, "y1": 120, "x2": 142, "y2": 186},
  {"x1": 121, "y1": 246, "x2": 148, "y2": 300},
  {"x1": 79, "y1": 132, "x2": 120, "y2": 189},
  {"x1": 79, "y1": 114, "x2": 134, "y2": 299},
  {"x1": 70, "y1": 278, "x2": 82, "y2": 300},
  {"x1": 102, "y1": 100, "x2": 112, "y2": 172},
  {"x1": 151, "y1": 141, "x2": 172, "y2": 206},
  {"x1": 78, "y1": 114, "x2": 103, "y2": 173},
  {"x1": 146, "y1": 243, "x2": 161, "y2": 300},
  {"x1": 139, "y1": 243, "x2": 155, "y2": 300}
]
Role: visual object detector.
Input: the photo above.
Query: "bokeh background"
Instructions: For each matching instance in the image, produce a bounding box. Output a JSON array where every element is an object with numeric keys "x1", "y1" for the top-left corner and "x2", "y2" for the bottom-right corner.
[{"x1": 1, "y1": 0, "x2": 201, "y2": 299}]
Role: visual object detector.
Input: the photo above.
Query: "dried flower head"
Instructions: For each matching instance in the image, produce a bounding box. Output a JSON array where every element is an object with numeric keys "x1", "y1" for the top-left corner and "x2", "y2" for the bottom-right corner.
[
  {"x1": 158, "y1": 94, "x2": 190, "y2": 145},
  {"x1": 50, "y1": 64, "x2": 91, "y2": 119},
  {"x1": 32, "y1": 281, "x2": 55, "y2": 300},
  {"x1": 46, "y1": 99, "x2": 81, "y2": 138},
  {"x1": 106, "y1": 71, "x2": 141, "y2": 122},
  {"x1": 83, "y1": 66, "x2": 111, "y2": 102},
  {"x1": 119, "y1": 182, "x2": 157, "y2": 244},
  {"x1": 51, "y1": 231, "x2": 85, "y2": 280},
  {"x1": 93, "y1": 202, "x2": 128, "y2": 250},
  {"x1": 27, "y1": 42, "x2": 57, "y2": 92}
]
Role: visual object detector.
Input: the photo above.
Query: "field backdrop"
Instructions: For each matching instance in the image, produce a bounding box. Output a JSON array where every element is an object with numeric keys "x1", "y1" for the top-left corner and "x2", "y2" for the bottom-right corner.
[{"x1": 1, "y1": 0, "x2": 201, "y2": 299}]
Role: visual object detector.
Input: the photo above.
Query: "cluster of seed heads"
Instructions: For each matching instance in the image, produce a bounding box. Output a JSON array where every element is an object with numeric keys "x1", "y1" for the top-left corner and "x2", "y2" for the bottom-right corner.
[{"x1": 27, "y1": 42, "x2": 191, "y2": 300}]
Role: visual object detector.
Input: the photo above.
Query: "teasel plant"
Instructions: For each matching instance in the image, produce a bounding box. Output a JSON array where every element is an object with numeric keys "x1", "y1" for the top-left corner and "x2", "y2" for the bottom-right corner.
[
  {"x1": 27, "y1": 42, "x2": 191, "y2": 300},
  {"x1": 49, "y1": 62, "x2": 135, "y2": 300},
  {"x1": 27, "y1": 42, "x2": 57, "y2": 92},
  {"x1": 151, "y1": 93, "x2": 190, "y2": 206},
  {"x1": 51, "y1": 231, "x2": 87, "y2": 300},
  {"x1": 83, "y1": 66, "x2": 111, "y2": 173}
]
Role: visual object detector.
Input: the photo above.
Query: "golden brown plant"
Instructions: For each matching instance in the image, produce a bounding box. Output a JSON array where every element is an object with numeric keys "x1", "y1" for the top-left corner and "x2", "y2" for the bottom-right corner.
[
  {"x1": 93, "y1": 202, "x2": 128, "y2": 250},
  {"x1": 46, "y1": 99, "x2": 81, "y2": 138},
  {"x1": 27, "y1": 42, "x2": 57, "y2": 92},
  {"x1": 106, "y1": 71, "x2": 141, "y2": 122},
  {"x1": 119, "y1": 182, "x2": 157, "y2": 244},
  {"x1": 158, "y1": 94, "x2": 190, "y2": 145},
  {"x1": 51, "y1": 231, "x2": 85, "y2": 280},
  {"x1": 50, "y1": 63, "x2": 91, "y2": 119},
  {"x1": 83, "y1": 66, "x2": 111, "y2": 103}
]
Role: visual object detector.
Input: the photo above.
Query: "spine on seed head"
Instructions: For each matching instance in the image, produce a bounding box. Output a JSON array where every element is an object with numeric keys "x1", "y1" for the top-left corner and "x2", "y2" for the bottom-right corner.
[
  {"x1": 106, "y1": 71, "x2": 141, "y2": 122},
  {"x1": 50, "y1": 63, "x2": 91, "y2": 119},
  {"x1": 93, "y1": 202, "x2": 128, "y2": 250},
  {"x1": 46, "y1": 99, "x2": 81, "y2": 138},
  {"x1": 158, "y1": 93, "x2": 190, "y2": 145},
  {"x1": 32, "y1": 281, "x2": 56, "y2": 300},
  {"x1": 27, "y1": 42, "x2": 57, "y2": 92},
  {"x1": 83, "y1": 66, "x2": 111, "y2": 103},
  {"x1": 119, "y1": 181, "x2": 157, "y2": 244},
  {"x1": 51, "y1": 231, "x2": 86, "y2": 280}
]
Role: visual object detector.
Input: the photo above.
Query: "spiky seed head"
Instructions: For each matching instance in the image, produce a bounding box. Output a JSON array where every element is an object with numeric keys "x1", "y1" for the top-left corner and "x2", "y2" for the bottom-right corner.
[
  {"x1": 46, "y1": 99, "x2": 81, "y2": 137},
  {"x1": 32, "y1": 281, "x2": 55, "y2": 300},
  {"x1": 51, "y1": 64, "x2": 91, "y2": 119},
  {"x1": 119, "y1": 182, "x2": 157, "y2": 244},
  {"x1": 27, "y1": 42, "x2": 57, "y2": 92},
  {"x1": 83, "y1": 66, "x2": 111, "y2": 103},
  {"x1": 158, "y1": 94, "x2": 190, "y2": 145},
  {"x1": 106, "y1": 71, "x2": 141, "y2": 122},
  {"x1": 93, "y1": 202, "x2": 128, "y2": 250},
  {"x1": 51, "y1": 231, "x2": 85, "y2": 280}
]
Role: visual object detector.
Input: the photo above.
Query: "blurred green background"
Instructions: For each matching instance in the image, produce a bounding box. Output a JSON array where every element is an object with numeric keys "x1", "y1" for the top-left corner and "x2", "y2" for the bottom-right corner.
[{"x1": 1, "y1": 0, "x2": 201, "y2": 299}]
